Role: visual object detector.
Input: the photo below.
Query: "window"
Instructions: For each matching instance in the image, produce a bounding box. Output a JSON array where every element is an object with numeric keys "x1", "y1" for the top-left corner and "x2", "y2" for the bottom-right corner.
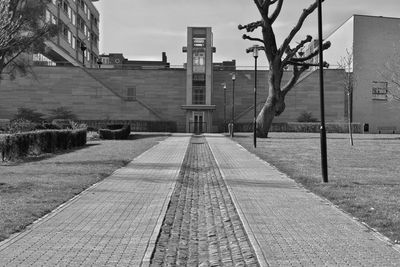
[
  {"x1": 72, "y1": 36, "x2": 76, "y2": 49},
  {"x1": 192, "y1": 86, "x2": 205, "y2": 104},
  {"x1": 90, "y1": 32, "x2": 98, "y2": 47},
  {"x1": 372, "y1": 81, "x2": 388, "y2": 101},
  {"x1": 63, "y1": 1, "x2": 69, "y2": 14},
  {"x1": 126, "y1": 87, "x2": 136, "y2": 101},
  {"x1": 67, "y1": 30, "x2": 72, "y2": 45},
  {"x1": 84, "y1": 24, "x2": 88, "y2": 37},
  {"x1": 86, "y1": 49, "x2": 90, "y2": 61},
  {"x1": 77, "y1": 15, "x2": 85, "y2": 32},
  {"x1": 193, "y1": 37, "x2": 206, "y2": 47},
  {"x1": 72, "y1": 11, "x2": 76, "y2": 25},
  {"x1": 45, "y1": 10, "x2": 57, "y2": 25},
  {"x1": 45, "y1": 9, "x2": 51, "y2": 23}
]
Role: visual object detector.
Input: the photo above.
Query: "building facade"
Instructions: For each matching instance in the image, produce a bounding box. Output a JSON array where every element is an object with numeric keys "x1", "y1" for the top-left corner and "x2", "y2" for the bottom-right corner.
[
  {"x1": 98, "y1": 52, "x2": 170, "y2": 69},
  {"x1": 323, "y1": 15, "x2": 400, "y2": 133},
  {"x1": 0, "y1": 25, "x2": 347, "y2": 133},
  {"x1": 34, "y1": 0, "x2": 100, "y2": 68}
]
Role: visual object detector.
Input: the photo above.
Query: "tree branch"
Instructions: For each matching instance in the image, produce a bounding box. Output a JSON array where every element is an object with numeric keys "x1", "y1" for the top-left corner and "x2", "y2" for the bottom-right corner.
[
  {"x1": 269, "y1": 0, "x2": 283, "y2": 23},
  {"x1": 238, "y1": 21, "x2": 263, "y2": 32},
  {"x1": 279, "y1": 0, "x2": 324, "y2": 57},
  {"x1": 281, "y1": 66, "x2": 308, "y2": 96},
  {"x1": 2, "y1": 26, "x2": 50, "y2": 70},
  {"x1": 290, "y1": 41, "x2": 331, "y2": 62},
  {"x1": 242, "y1": 34, "x2": 264, "y2": 44},
  {"x1": 282, "y1": 35, "x2": 312, "y2": 64},
  {"x1": 253, "y1": 0, "x2": 269, "y2": 22},
  {"x1": 287, "y1": 60, "x2": 329, "y2": 68}
]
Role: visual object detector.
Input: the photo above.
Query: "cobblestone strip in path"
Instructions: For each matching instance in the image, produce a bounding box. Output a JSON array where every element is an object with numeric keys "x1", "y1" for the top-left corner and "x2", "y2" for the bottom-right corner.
[
  {"x1": 207, "y1": 135, "x2": 400, "y2": 266},
  {"x1": 0, "y1": 135, "x2": 190, "y2": 267},
  {"x1": 150, "y1": 136, "x2": 259, "y2": 266}
]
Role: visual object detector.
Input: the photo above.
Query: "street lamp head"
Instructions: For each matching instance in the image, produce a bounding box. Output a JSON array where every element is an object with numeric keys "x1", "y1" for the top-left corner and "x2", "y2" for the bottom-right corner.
[
  {"x1": 232, "y1": 73, "x2": 236, "y2": 81},
  {"x1": 253, "y1": 48, "x2": 258, "y2": 58},
  {"x1": 80, "y1": 42, "x2": 87, "y2": 52}
]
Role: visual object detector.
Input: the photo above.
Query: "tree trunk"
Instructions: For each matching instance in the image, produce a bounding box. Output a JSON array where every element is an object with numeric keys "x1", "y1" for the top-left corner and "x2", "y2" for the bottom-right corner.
[
  {"x1": 256, "y1": 93, "x2": 286, "y2": 138},
  {"x1": 347, "y1": 91, "x2": 354, "y2": 146}
]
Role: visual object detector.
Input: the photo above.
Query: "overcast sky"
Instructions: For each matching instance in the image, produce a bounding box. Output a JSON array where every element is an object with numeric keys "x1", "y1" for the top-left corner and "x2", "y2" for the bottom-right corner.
[{"x1": 93, "y1": 0, "x2": 400, "y2": 67}]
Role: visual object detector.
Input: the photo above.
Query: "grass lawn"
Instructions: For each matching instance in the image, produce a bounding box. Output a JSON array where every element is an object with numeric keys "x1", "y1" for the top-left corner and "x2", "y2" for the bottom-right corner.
[
  {"x1": 0, "y1": 133, "x2": 168, "y2": 242},
  {"x1": 234, "y1": 132, "x2": 400, "y2": 244}
]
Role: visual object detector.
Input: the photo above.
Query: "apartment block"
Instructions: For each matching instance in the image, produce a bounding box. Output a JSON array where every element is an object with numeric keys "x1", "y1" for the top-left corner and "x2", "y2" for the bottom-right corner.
[{"x1": 34, "y1": 0, "x2": 100, "y2": 68}]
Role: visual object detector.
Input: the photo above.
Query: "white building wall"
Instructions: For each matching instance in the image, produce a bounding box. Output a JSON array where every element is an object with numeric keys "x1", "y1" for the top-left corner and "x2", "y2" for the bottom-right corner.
[
  {"x1": 324, "y1": 16, "x2": 354, "y2": 69},
  {"x1": 352, "y1": 15, "x2": 400, "y2": 133}
]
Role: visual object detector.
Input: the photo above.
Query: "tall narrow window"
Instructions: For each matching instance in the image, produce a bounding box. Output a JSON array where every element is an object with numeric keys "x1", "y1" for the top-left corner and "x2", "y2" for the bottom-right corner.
[{"x1": 126, "y1": 87, "x2": 136, "y2": 101}]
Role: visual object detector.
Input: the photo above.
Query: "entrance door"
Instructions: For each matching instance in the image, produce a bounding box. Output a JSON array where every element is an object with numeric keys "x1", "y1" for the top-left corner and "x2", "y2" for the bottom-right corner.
[{"x1": 193, "y1": 112, "x2": 204, "y2": 134}]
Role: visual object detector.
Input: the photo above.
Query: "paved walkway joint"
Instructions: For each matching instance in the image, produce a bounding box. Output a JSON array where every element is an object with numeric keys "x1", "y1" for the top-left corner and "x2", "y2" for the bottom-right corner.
[{"x1": 150, "y1": 136, "x2": 259, "y2": 266}]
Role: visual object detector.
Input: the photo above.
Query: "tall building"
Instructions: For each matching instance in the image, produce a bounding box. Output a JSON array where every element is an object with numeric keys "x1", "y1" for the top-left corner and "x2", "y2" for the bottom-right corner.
[
  {"x1": 323, "y1": 15, "x2": 400, "y2": 133},
  {"x1": 34, "y1": 0, "x2": 100, "y2": 68},
  {"x1": 182, "y1": 27, "x2": 217, "y2": 133}
]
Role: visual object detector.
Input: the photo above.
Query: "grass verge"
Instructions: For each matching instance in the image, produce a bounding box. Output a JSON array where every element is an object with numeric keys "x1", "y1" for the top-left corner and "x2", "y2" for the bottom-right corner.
[
  {"x1": 234, "y1": 132, "x2": 400, "y2": 244},
  {"x1": 0, "y1": 133, "x2": 168, "y2": 242}
]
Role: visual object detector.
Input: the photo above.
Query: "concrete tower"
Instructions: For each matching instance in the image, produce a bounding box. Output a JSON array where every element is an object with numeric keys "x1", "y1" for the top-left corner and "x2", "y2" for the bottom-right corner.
[{"x1": 182, "y1": 27, "x2": 216, "y2": 133}]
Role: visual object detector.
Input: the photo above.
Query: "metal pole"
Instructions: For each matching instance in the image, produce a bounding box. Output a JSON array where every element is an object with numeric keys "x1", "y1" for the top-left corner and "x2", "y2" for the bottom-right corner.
[
  {"x1": 254, "y1": 55, "x2": 258, "y2": 148},
  {"x1": 231, "y1": 77, "x2": 235, "y2": 137},
  {"x1": 317, "y1": 0, "x2": 328, "y2": 183},
  {"x1": 224, "y1": 87, "x2": 226, "y2": 132}
]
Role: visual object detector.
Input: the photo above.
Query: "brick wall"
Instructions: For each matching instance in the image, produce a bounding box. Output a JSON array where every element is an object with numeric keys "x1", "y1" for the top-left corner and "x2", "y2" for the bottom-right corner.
[
  {"x1": 0, "y1": 66, "x2": 344, "y2": 132},
  {"x1": 212, "y1": 69, "x2": 345, "y2": 128}
]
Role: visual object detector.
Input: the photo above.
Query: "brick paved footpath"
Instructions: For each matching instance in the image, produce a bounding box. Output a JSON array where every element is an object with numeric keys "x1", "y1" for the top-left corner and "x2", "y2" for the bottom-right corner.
[
  {"x1": 206, "y1": 135, "x2": 400, "y2": 266},
  {"x1": 1, "y1": 134, "x2": 400, "y2": 266},
  {"x1": 0, "y1": 135, "x2": 190, "y2": 267},
  {"x1": 150, "y1": 136, "x2": 258, "y2": 266}
]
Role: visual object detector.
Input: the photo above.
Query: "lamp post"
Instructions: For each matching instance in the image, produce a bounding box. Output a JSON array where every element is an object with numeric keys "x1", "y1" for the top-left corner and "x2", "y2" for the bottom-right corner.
[
  {"x1": 80, "y1": 42, "x2": 87, "y2": 67},
  {"x1": 97, "y1": 58, "x2": 103, "y2": 69},
  {"x1": 230, "y1": 73, "x2": 236, "y2": 138},
  {"x1": 246, "y1": 45, "x2": 265, "y2": 148},
  {"x1": 317, "y1": 0, "x2": 328, "y2": 183},
  {"x1": 222, "y1": 83, "x2": 227, "y2": 132}
]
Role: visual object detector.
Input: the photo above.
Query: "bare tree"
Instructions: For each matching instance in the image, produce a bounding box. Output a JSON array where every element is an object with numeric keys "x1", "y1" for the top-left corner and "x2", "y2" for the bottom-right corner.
[
  {"x1": 0, "y1": 0, "x2": 56, "y2": 79},
  {"x1": 338, "y1": 49, "x2": 354, "y2": 146},
  {"x1": 239, "y1": 0, "x2": 330, "y2": 137}
]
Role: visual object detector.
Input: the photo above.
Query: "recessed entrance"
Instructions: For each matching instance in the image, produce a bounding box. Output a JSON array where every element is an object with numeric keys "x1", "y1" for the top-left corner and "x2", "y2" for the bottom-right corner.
[{"x1": 191, "y1": 112, "x2": 205, "y2": 134}]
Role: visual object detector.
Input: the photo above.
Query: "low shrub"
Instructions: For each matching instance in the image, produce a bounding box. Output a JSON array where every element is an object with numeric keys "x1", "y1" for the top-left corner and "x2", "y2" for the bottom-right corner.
[
  {"x1": 297, "y1": 111, "x2": 318, "y2": 122},
  {"x1": 0, "y1": 128, "x2": 87, "y2": 161},
  {"x1": 8, "y1": 119, "x2": 38, "y2": 133},
  {"x1": 13, "y1": 107, "x2": 45, "y2": 123},
  {"x1": 47, "y1": 107, "x2": 78, "y2": 121},
  {"x1": 78, "y1": 120, "x2": 177, "y2": 132},
  {"x1": 99, "y1": 125, "x2": 131, "y2": 140}
]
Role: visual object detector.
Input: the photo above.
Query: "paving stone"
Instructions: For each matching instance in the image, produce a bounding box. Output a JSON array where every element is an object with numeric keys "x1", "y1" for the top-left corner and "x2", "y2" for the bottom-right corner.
[
  {"x1": 0, "y1": 135, "x2": 190, "y2": 267},
  {"x1": 206, "y1": 134, "x2": 400, "y2": 267}
]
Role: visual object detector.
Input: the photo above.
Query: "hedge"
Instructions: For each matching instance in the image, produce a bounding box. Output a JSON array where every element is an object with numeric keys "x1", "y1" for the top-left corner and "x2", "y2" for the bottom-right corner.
[
  {"x1": 0, "y1": 129, "x2": 87, "y2": 161},
  {"x1": 99, "y1": 125, "x2": 131, "y2": 140},
  {"x1": 78, "y1": 120, "x2": 177, "y2": 132},
  {"x1": 231, "y1": 122, "x2": 362, "y2": 133}
]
